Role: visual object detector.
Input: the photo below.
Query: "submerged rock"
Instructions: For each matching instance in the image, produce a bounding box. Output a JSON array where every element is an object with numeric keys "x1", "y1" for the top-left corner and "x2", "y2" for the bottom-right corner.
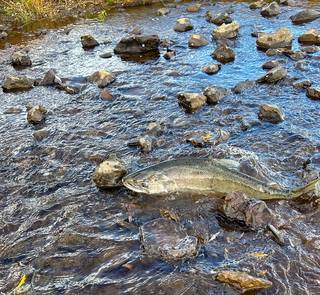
[
  {"x1": 140, "y1": 218, "x2": 198, "y2": 260},
  {"x1": 114, "y1": 35, "x2": 160, "y2": 55},
  {"x1": 257, "y1": 66, "x2": 287, "y2": 83},
  {"x1": 290, "y1": 9, "x2": 320, "y2": 24},
  {"x1": 186, "y1": 3, "x2": 201, "y2": 13},
  {"x1": 177, "y1": 92, "x2": 206, "y2": 113},
  {"x1": 232, "y1": 80, "x2": 256, "y2": 94},
  {"x1": 258, "y1": 104, "x2": 284, "y2": 123},
  {"x1": 261, "y1": 2, "x2": 280, "y2": 17},
  {"x1": 130, "y1": 26, "x2": 143, "y2": 35},
  {"x1": 293, "y1": 80, "x2": 312, "y2": 89},
  {"x1": 212, "y1": 22, "x2": 240, "y2": 39},
  {"x1": 81, "y1": 34, "x2": 99, "y2": 49},
  {"x1": 216, "y1": 271, "x2": 272, "y2": 292},
  {"x1": 306, "y1": 87, "x2": 320, "y2": 100},
  {"x1": 2, "y1": 75, "x2": 34, "y2": 92},
  {"x1": 202, "y1": 64, "x2": 221, "y2": 75},
  {"x1": 87, "y1": 70, "x2": 115, "y2": 88},
  {"x1": 11, "y1": 51, "x2": 32, "y2": 67},
  {"x1": 211, "y1": 44, "x2": 235, "y2": 64},
  {"x1": 157, "y1": 7, "x2": 170, "y2": 16},
  {"x1": 93, "y1": 157, "x2": 127, "y2": 188},
  {"x1": 174, "y1": 18, "x2": 193, "y2": 32},
  {"x1": 100, "y1": 88, "x2": 113, "y2": 100},
  {"x1": 203, "y1": 86, "x2": 228, "y2": 105},
  {"x1": 298, "y1": 29, "x2": 320, "y2": 45},
  {"x1": 100, "y1": 52, "x2": 113, "y2": 58},
  {"x1": 27, "y1": 105, "x2": 47, "y2": 124},
  {"x1": 33, "y1": 129, "x2": 49, "y2": 141},
  {"x1": 188, "y1": 34, "x2": 208, "y2": 48},
  {"x1": 257, "y1": 28, "x2": 293, "y2": 50}
]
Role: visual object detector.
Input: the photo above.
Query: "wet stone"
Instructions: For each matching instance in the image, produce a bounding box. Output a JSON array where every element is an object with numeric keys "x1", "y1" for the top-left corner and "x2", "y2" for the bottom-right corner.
[
  {"x1": 87, "y1": 70, "x2": 115, "y2": 88},
  {"x1": 258, "y1": 104, "x2": 284, "y2": 124},
  {"x1": 130, "y1": 26, "x2": 143, "y2": 35},
  {"x1": 293, "y1": 80, "x2": 312, "y2": 89},
  {"x1": 81, "y1": 34, "x2": 99, "y2": 49},
  {"x1": 232, "y1": 80, "x2": 256, "y2": 94},
  {"x1": 298, "y1": 29, "x2": 320, "y2": 46},
  {"x1": 249, "y1": 0, "x2": 264, "y2": 9},
  {"x1": 157, "y1": 8, "x2": 170, "y2": 16},
  {"x1": 256, "y1": 28, "x2": 293, "y2": 50},
  {"x1": 301, "y1": 45, "x2": 320, "y2": 54},
  {"x1": 284, "y1": 50, "x2": 306, "y2": 61},
  {"x1": 257, "y1": 66, "x2": 287, "y2": 83},
  {"x1": 203, "y1": 86, "x2": 228, "y2": 105},
  {"x1": 0, "y1": 31, "x2": 8, "y2": 39},
  {"x1": 211, "y1": 44, "x2": 235, "y2": 64},
  {"x1": 206, "y1": 11, "x2": 233, "y2": 25},
  {"x1": 33, "y1": 129, "x2": 49, "y2": 141},
  {"x1": 27, "y1": 105, "x2": 47, "y2": 124},
  {"x1": 100, "y1": 88, "x2": 113, "y2": 100},
  {"x1": 92, "y1": 157, "x2": 127, "y2": 188},
  {"x1": 140, "y1": 218, "x2": 198, "y2": 261},
  {"x1": 216, "y1": 271, "x2": 272, "y2": 292},
  {"x1": 114, "y1": 35, "x2": 160, "y2": 55},
  {"x1": 265, "y1": 48, "x2": 286, "y2": 56},
  {"x1": 188, "y1": 34, "x2": 208, "y2": 48},
  {"x1": 261, "y1": 2, "x2": 280, "y2": 17},
  {"x1": 39, "y1": 69, "x2": 62, "y2": 86},
  {"x1": 262, "y1": 60, "x2": 280, "y2": 70},
  {"x1": 202, "y1": 64, "x2": 221, "y2": 75},
  {"x1": 306, "y1": 87, "x2": 320, "y2": 100},
  {"x1": 280, "y1": 0, "x2": 296, "y2": 6},
  {"x1": 177, "y1": 92, "x2": 206, "y2": 113},
  {"x1": 212, "y1": 21, "x2": 240, "y2": 40},
  {"x1": 186, "y1": 134, "x2": 207, "y2": 148},
  {"x1": 186, "y1": 3, "x2": 201, "y2": 13},
  {"x1": 146, "y1": 122, "x2": 163, "y2": 135},
  {"x1": 163, "y1": 49, "x2": 175, "y2": 60},
  {"x1": 99, "y1": 52, "x2": 113, "y2": 58},
  {"x1": 174, "y1": 18, "x2": 193, "y2": 32},
  {"x1": 2, "y1": 75, "x2": 34, "y2": 92},
  {"x1": 3, "y1": 107, "x2": 22, "y2": 114},
  {"x1": 11, "y1": 51, "x2": 32, "y2": 67},
  {"x1": 138, "y1": 136, "x2": 153, "y2": 152},
  {"x1": 290, "y1": 9, "x2": 320, "y2": 25}
]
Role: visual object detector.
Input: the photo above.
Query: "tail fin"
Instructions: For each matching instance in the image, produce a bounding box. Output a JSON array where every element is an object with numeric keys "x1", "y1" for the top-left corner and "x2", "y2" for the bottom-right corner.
[{"x1": 290, "y1": 178, "x2": 320, "y2": 199}]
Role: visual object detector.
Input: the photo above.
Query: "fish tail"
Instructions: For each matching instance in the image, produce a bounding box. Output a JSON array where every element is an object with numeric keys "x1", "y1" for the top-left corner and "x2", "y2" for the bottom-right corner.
[{"x1": 290, "y1": 178, "x2": 320, "y2": 199}]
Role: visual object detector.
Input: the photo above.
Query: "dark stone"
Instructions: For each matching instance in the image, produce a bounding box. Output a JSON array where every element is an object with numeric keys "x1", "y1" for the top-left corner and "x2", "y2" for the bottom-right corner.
[
  {"x1": 114, "y1": 35, "x2": 160, "y2": 55},
  {"x1": 290, "y1": 9, "x2": 320, "y2": 25}
]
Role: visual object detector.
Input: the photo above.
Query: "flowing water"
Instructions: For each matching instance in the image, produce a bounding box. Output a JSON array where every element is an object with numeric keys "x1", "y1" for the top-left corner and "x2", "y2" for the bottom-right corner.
[{"x1": 1, "y1": 1, "x2": 320, "y2": 294}]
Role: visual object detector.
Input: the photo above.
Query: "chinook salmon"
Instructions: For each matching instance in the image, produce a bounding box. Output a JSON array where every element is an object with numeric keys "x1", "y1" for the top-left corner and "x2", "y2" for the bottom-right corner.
[{"x1": 122, "y1": 158, "x2": 320, "y2": 200}]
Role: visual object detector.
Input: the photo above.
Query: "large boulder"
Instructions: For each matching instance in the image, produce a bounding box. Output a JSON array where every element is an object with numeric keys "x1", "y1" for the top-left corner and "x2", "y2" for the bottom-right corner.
[
  {"x1": 256, "y1": 28, "x2": 293, "y2": 50},
  {"x1": 87, "y1": 70, "x2": 115, "y2": 88},
  {"x1": 174, "y1": 18, "x2": 193, "y2": 32},
  {"x1": 211, "y1": 44, "x2": 235, "y2": 63},
  {"x1": 203, "y1": 86, "x2": 228, "y2": 105},
  {"x1": 188, "y1": 34, "x2": 208, "y2": 48},
  {"x1": 2, "y1": 75, "x2": 34, "y2": 92},
  {"x1": 261, "y1": 2, "x2": 280, "y2": 17},
  {"x1": 306, "y1": 87, "x2": 320, "y2": 100},
  {"x1": 114, "y1": 35, "x2": 160, "y2": 55},
  {"x1": 290, "y1": 9, "x2": 320, "y2": 24},
  {"x1": 11, "y1": 51, "x2": 32, "y2": 67},
  {"x1": 27, "y1": 105, "x2": 47, "y2": 124},
  {"x1": 257, "y1": 66, "x2": 287, "y2": 83},
  {"x1": 212, "y1": 21, "x2": 240, "y2": 39},
  {"x1": 258, "y1": 104, "x2": 285, "y2": 123},
  {"x1": 298, "y1": 29, "x2": 320, "y2": 45},
  {"x1": 177, "y1": 92, "x2": 206, "y2": 113}
]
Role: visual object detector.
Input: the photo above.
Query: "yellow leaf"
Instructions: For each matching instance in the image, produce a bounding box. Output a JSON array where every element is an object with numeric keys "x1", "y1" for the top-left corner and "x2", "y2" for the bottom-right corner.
[
  {"x1": 16, "y1": 274, "x2": 26, "y2": 290},
  {"x1": 201, "y1": 133, "x2": 212, "y2": 141},
  {"x1": 249, "y1": 252, "x2": 269, "y2": 258}
]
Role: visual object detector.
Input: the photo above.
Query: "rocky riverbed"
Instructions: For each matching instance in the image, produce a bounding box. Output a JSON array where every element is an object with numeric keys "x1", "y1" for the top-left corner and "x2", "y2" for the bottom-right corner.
[{"x1": 1, "y1": 1, "x2": 320, "y2": 294}]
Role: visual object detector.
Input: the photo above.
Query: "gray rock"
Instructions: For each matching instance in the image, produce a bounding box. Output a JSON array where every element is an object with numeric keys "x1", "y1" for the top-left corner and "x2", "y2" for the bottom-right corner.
[
  {"x1": 283, "y1": 50, "x2": 306, "y2": 61},
  {"x1": 265, "y1": 48, "x2": 286, "y2": 56},
  {"x1": 232, "y1": 80, "x2": 256, "y2": 94},
  {"x1": 256, "y1": 28, "x2": 293, "y2": 50},
  {"x1": 306, "y1": 87, "x2": 320, "y2": 100},
  {"x1": 39, "y1": 69, "x2": 62, "y2": 86},
  {"x1": 99, "y1": 52, "x2": 113, "y2": 58},
  {"x1": 27, "y1": 105, "x2": 47, "y2": 124},
  {"x1": 188, "y1": 34, "x2": 208, "y2": 48},
  {"x1": 138, "y1": 136, "x2": 153, "y2": 152},
  {"x1": 93, "y1": 157, "x2": 127, "y2": 188},
  {"x1": 146, "y1": 122, "x2": 163, "y2": 135},
  {"x1": 203, "y1": 86, "x2": 228, "y2": 105},
  {"x1": 206, "y1": 11, "x2": 232, "y2": 25},
  {"x1": 2, "y1": 75, "x2": 34, "y2": 92},
  {"x1": 290, "y1": 9, "x2": 320, "y2": 25},
  {"x1": 157, "y1": 7, "x2": 170, "y2": 16},
  {"x1": 33, "y1": 129, "x2": 49, "y2": 141},
  {"x1": 11, "y1": 51, "x2": 32, "y2": 67},
  {"x1": 186, "y1": 3, "x2": 201, "y2": 13},
  {"x1": 257, "y1": 66, "x2": 287, "y2": 83},
  {"x1": 258, "y1": 104, "x2": 284, "y2": 123},
  {"x1": 174, "y1": 18, "x2": 193, "y2": 32},
  {"x1": 130, "y1": 27, "x2": 143, "y2": 35},
  {"x1": 211, "y1": 44, "x2": 235, "y2": 64},
  {"x1": 202, "y1": 64, "x2": 221, "y2": 75},
  {"x1": 301, "y1": 45, "x2": 320, "y2": 54},
  {"x1": 262, "y1": 60, "x2": 280, "y2": 70},
  {"x1": 87, "y1": 70, "x2": 115, "y2": 88},
  {"x1": 114, "y1": 35, "x2": 160, "y2": 55},
  {"x1": 293, "y1": 80, "x2": 312, "y2": 89},
  {"x1": 298, "y1": 29, "x2": 320, "y2": 46},
  {"x1": 81, "y1": 34, "x2": 99, "y2": 49},
  {"x1": 212, "y1": 21, "x2": 240, "y2": 39},
  {"x1": 261, "y1": 2, "x2": 280, "y2": 17},
  {"x1": 140, "y1": 218, "x2": 198, "y2": 260},
  {"x1": 177, "y1": 92, "x2": 206, "y2": 113}
]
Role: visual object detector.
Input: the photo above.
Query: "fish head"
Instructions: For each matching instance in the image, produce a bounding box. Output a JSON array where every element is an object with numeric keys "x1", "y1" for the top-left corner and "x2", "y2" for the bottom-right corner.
[{"x1": 122, "y1": 170, "x2": 173, "y2": 194}]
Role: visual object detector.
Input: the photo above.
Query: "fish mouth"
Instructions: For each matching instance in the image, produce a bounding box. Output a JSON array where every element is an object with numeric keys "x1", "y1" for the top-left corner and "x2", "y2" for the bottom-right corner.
[{"x1": 122, "y1": 175, "x2": 148, "y2": 194}]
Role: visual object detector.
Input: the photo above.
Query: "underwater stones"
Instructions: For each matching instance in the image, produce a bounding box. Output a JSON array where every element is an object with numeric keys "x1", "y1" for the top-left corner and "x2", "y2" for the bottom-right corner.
[
  {"x1": 290, "y1": 9, "x2": 320, "y2": 24},
  {"x1": 298, "y1": 29, "x2": 320, "y2": 46},
  {"x1": 211, "y1": 44, "x2": 235, "y2": 63},
  {"x1": 2, "y1": 75, "x2": 34, "y2": 92},
  {"x1": 177, "y1": 92, "x2": 206, "y2": 113},
  {"x1": 114, "y1": 35, "x2": 160, "y2": 55},
  {"x1": 93, "y1": 157, "x2": 127, "y2": 188},
  {"x1": 188, "y1": 34, "x2": 208, "y2": 48},
  {"x1": 174, "y1": 18, "x2": 193, "y2": 32},
  {"x1": 261, "y1": 2, "x2": 280, "y2": 17},
  {"x1": 306, "y1": 87, "x2": 320, "y2": 100},
  {"x1": 140, "y1": 218, "x2": 198, "y2": 260},
  {"x1": 202, "y1": 64, "x2": 221, "y2": 75},
  {"x1": 258, "y1": 104, "x2": 284, "y2": 124},
  {"x1": 81, "y1": 34, "x2": 99, "y2": 49},
  {"x1": 87, "y1": 70, "x2": 115, "y2": 88},
  {"x1": 100, "y1": 52, "x2": 113, "y2": 58},
  {"x1": 257, "y1": 66, "x2": 287, "y2": 83},
  {"x1": 27, "y1": 105, "x2": 47, "y2": 124},
  {"x1": 256, "y1": 28, "x2": 293, "y2": 50},
  {"x1": 212, "y1": 21, "x2": 240, "y2": 39},
  {"x1": 203, "y1": 86, "x2": 228, "y2": 105},
  {"x1": 11, "y1": 50, "x2": 32, "y2": 67},
  {"x1": 33, "y1": 128, "x2": 49, "y2": 141}
]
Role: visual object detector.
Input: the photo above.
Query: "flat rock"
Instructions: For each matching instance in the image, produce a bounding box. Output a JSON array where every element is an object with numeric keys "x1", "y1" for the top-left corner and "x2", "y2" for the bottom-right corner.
[
  {"x1": 140, "y1": 218, "x2": 198, "y2": 260},
  {"x1": 258, "y1": 104, "x2": 284, "y2": 123},
  {"x1": 188, "y1": 34, "x2": 208, "y2": 48},
  {"x1": 27, "y1": 105, "x2": 47, "y2": 124},
  {"x1": 39, "y1": 69, "x2": 62, "y2": 86},
  {"x1": 216, "y1": 271, "x2": 272, "y2": 292},
  {"x1": 290, "y1": 9, "x2": 320, "y2": 25},
  {"x1": 202, "y1": 64, "x2": 221, "y2": 75},
  {"x1": 298, "y1": 29, "x2": 320, "y2": 46},
  {"x1": 87, "y1": 70, "x2": 115, "y2": 88},
  {"x1": 174, "y1": 18, "x2": 193, "y2": 32},
  {"x1": 212, "y1": 21, "x2": 240, "y2": 39},
  {"x1": 261, "y1": 2, "x2": 280, "y2": 17},
  {"x1": 257, "y1": 66, "x2": 287, "y2": 83},
  {"x1": 11, "y1": 51, "x2": 32, "y2": 67},
  {"x1": 114, "y1": 35, "x2": 160, "y2": 55},
  {"x1": 186, "y1": 3, "x2": 201, "y2": 13},
  {"x1": 2, "y1": 75, "x2": 34, "y2": 92},
  {"x1": 211, "y1": 44, "x2": 235, "y2": 64},
  {"x1": 307, "y1": 87, "x2": 320, "y2": 100},
  {"x1": 81, "y1": 34, "x2": 99, "y2": 49},
  {"x1": 93, "y1": 157, "x2": 127, "y2": 188},
  {"x1": 177, "y1": 92, "x2": 206, "y2": 113},
  {"x1": 257, "y1": 28, "x2": 293, "y2": 50},
  {"x1": 100, "y1": 52, "x2": 113, "y2": 58},
  {"x1": 262, "y1": 60, "x2": 280, "y2": 70},
  {"x1": 157, "y1": 7, "x2": 170, "y2": 16},
  {"x1": 203, "y1": 86, "x2": 228, "y2": 105}
]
